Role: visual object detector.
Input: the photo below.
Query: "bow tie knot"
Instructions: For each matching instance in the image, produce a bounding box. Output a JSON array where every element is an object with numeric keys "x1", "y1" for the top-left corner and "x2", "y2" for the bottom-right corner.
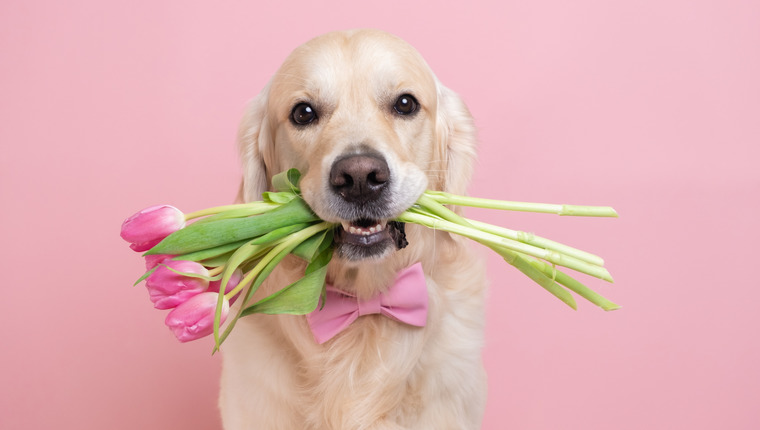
[
  {"x1": 306, "y1": 262, "x2": 428, "y2": 344},
  {"x1": 357, "y1": 294, "x2": 384, "y2": 317}
]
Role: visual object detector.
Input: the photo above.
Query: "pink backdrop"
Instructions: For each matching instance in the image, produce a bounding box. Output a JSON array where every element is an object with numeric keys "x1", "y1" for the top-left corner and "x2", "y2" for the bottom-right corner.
[{"x1": 2, "y1": 0, "x2": 758, "y2": 428}]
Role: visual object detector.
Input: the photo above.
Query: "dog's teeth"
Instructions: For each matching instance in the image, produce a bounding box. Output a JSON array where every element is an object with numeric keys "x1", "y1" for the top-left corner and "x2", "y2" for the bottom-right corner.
[{"x1": 344, "y1": 221, "x2": 387, "y2": 236}]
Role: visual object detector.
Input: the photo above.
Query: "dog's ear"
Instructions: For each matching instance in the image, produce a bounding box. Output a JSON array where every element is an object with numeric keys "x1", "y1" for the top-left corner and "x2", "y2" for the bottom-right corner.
[
  {"x1": 237, "y1": 83, "x2": 273, "y2": 203},
  {"x1": 435, "y1": 82, "x2": 478, "y2": 197}
]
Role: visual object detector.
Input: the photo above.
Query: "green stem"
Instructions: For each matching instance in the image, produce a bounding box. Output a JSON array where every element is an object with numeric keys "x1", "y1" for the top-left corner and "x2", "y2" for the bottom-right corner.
[
  {"x1": 214, "y1": 245, "x2": 293, "y2": 352},
  {"x1": 397, "y1": 211, "x2": 613, "y2": 282},
  {"x1": 425, "y1": 191, "x2": 618, "y2": 217},
  {"x1": 415, "y1": 194, "x2": 473, "y2": 227},
  {"x1": 464, "y1": 219, "x2": 605, "y2": 266},
  {"x1": 523, "y1": 255, "x2": 620, "y2": 311},
  {"x1": 502, "y1": 250, "x2": 577, "y2": 310},
  {"x1": 208, "y1": 266, "x2": 224, "y2": 277},
  {"x1": 410, "y1": 203, "x2": 605, "y2": 267},
  {"x1": 221, "y1": 222, "x2": 331, "y2": 301},
  {"x1": 213, "y1": 222, "x2": 332, "y2": 347}
]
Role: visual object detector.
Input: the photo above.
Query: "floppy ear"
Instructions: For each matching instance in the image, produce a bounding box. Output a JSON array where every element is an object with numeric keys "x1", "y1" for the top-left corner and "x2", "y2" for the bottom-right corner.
[
  {"x1": 435, "y1": 82, "x2": 478, "y2": 197},
  {"x1": 237, "y1": 83, "x2": 273, "y2": 203}
]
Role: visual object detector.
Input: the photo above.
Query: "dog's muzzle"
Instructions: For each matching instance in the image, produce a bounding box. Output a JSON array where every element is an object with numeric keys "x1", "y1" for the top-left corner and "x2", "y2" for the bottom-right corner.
[{"x1": 328, "y1": 152, "x2": 408, "y2": 260}]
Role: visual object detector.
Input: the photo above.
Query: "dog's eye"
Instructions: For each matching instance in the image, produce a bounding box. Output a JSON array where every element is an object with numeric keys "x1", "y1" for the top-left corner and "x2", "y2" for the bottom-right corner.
[
  {"x1": 291, "y1": 103, "x2": 317, "y2": 125},
  {"x1": 393, "y1": 94, "x2": 418, "y2": 116}
]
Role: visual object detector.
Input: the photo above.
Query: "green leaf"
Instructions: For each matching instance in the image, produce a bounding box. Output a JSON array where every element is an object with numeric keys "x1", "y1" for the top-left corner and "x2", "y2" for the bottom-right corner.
[
  {"x1": 213, "y1": 240, "x2": 302, "y2": 352},
  {"x1": 241, "y1": 247, "x2": 332, "y2": 316},
  {"x1": 173, "y1": 239, "x2": 251, "y2": 263},
  {"x1": 262, "y1": 191, "x2": 298, "y2": 204},
  {"x1": 211, "y1": 223, "x2": 313, "y2": 301},
  {"x1": 239, "y1": 256, "x2": 265, "y2": 273},
  {"x1": 216, "y1": 240, "x2": 272, "y2": 296},
  {"x1": 317, "y1": 229, "x2": 334, "y2": 254},
  {"x1": 305, "y1": 244, "x2": 333, "y2": 275},
  {"x1": 213, "y1": 223, "x2": 331, "y2": 349},
  {"x1": 147, "y1": 197, "x2": 319, "y2": 255},
  {"x1": 292, "y1": 228, "x2": 334, "y2": 262},
  {"x1": 133, "y1": 266, "x2": 157, "y2": 286},
  {"x1": 191, "y1": 203, "x2": 280, "y2": 224},
  {"x1": 198, "y1": 250, "x2": 238, "y2": 267},
  {"x1": 249, "y1": 223, "x2": 312, "y2": 246},
  {"x1": 271, "y1": 168, "x2": 302, "y2": 193}
]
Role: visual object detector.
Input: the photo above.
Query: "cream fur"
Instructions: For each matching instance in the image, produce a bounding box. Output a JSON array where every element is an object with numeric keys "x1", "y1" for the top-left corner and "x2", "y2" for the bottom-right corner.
[{"x1": 220, "y1": 29, "x2": 487, "y2": 429}]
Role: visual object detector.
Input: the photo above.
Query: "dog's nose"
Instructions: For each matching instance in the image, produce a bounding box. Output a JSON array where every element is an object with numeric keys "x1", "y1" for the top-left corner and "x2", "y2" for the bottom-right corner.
[{"x1": 329, "y1": 154, "x2": 390, "y2": 203}]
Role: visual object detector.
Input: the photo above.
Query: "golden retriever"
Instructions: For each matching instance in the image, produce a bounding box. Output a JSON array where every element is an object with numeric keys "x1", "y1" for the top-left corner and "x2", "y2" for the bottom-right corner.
[{"x1": 219, "y1": 29, "x2": 487, "y2": 429}]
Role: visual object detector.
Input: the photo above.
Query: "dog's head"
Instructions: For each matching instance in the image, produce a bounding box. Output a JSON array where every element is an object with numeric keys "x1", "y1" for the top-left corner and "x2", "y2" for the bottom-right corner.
[{"x1": 239, "y1": 29, "x2": 476, "y2": 264}]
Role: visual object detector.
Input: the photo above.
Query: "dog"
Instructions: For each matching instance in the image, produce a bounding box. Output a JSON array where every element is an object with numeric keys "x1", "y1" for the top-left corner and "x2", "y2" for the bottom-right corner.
[{"x1": 219, "y1": 29, "x2": 488, "y2": 430}]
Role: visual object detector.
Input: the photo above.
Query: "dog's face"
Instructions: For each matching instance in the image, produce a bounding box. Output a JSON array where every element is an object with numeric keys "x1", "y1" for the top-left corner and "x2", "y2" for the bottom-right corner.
[{"x1": 240, "y1": 29, "x2": 477, "y2": 263}]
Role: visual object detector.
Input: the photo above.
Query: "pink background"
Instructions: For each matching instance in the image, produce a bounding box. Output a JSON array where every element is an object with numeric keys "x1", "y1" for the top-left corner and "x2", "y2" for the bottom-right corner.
[{"x1": 2, "y1": 0, "x2": 758, "y2": 428}]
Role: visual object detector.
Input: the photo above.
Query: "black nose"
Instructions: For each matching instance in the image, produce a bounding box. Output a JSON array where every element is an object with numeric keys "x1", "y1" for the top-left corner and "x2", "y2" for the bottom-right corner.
[{"x1": 329, "y1": 154, "x2": 390, "y2": 203}]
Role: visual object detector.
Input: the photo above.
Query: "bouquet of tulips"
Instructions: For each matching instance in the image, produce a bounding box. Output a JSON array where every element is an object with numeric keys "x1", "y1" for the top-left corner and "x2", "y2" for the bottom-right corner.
[{"x1": 121, "y1": 169, "x2": 619, "y2": 350}]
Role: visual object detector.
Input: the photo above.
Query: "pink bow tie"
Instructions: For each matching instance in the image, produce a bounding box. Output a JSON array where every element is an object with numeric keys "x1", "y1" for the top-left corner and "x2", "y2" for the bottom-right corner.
[{"x1": 306, "y1": 262, "x2": 428, "y2": 344}]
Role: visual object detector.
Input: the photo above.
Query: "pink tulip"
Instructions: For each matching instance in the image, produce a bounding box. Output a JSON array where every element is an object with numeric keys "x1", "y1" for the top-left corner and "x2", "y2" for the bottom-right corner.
[
  {"x1": 207, "y1": 268, "x2": 244, "y2": 305},
  {"x1": 165, "y1": 292, "x2": 230, "y2": 342},
  {"x1": 145, "y1": 254, "x2": 173, "y2": 270},
  {"x1": 146, "y1": 260, "x2": 209, "y2": 309},
  {"x1": 120, "y1": 205, "x2": 185, "y2": 252}
]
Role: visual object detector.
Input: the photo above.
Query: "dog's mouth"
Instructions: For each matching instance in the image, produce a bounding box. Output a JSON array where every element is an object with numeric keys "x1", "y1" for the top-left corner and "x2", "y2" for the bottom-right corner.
[{"x1": 333, "y1": 218, "x2": 408, "y2": 261}]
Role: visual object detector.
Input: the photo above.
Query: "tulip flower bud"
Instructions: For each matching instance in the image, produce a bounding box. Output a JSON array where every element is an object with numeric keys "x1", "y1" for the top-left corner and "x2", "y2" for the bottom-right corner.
[
  {"x1": 145, "y1": 254, "x2": 173, "y2": 270},
  {"x1": 165, "y1": 292, "x2": 230, "y2": 342},
  {"x1": 207, "y1": 268, "x2": 244, "y2": 305},
  {"x1": 146, "y1": 260, "x2": 209, "y2": 309},
  {"x1": 120, "y1": 205, "x2": 185, "y2": 252}
]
